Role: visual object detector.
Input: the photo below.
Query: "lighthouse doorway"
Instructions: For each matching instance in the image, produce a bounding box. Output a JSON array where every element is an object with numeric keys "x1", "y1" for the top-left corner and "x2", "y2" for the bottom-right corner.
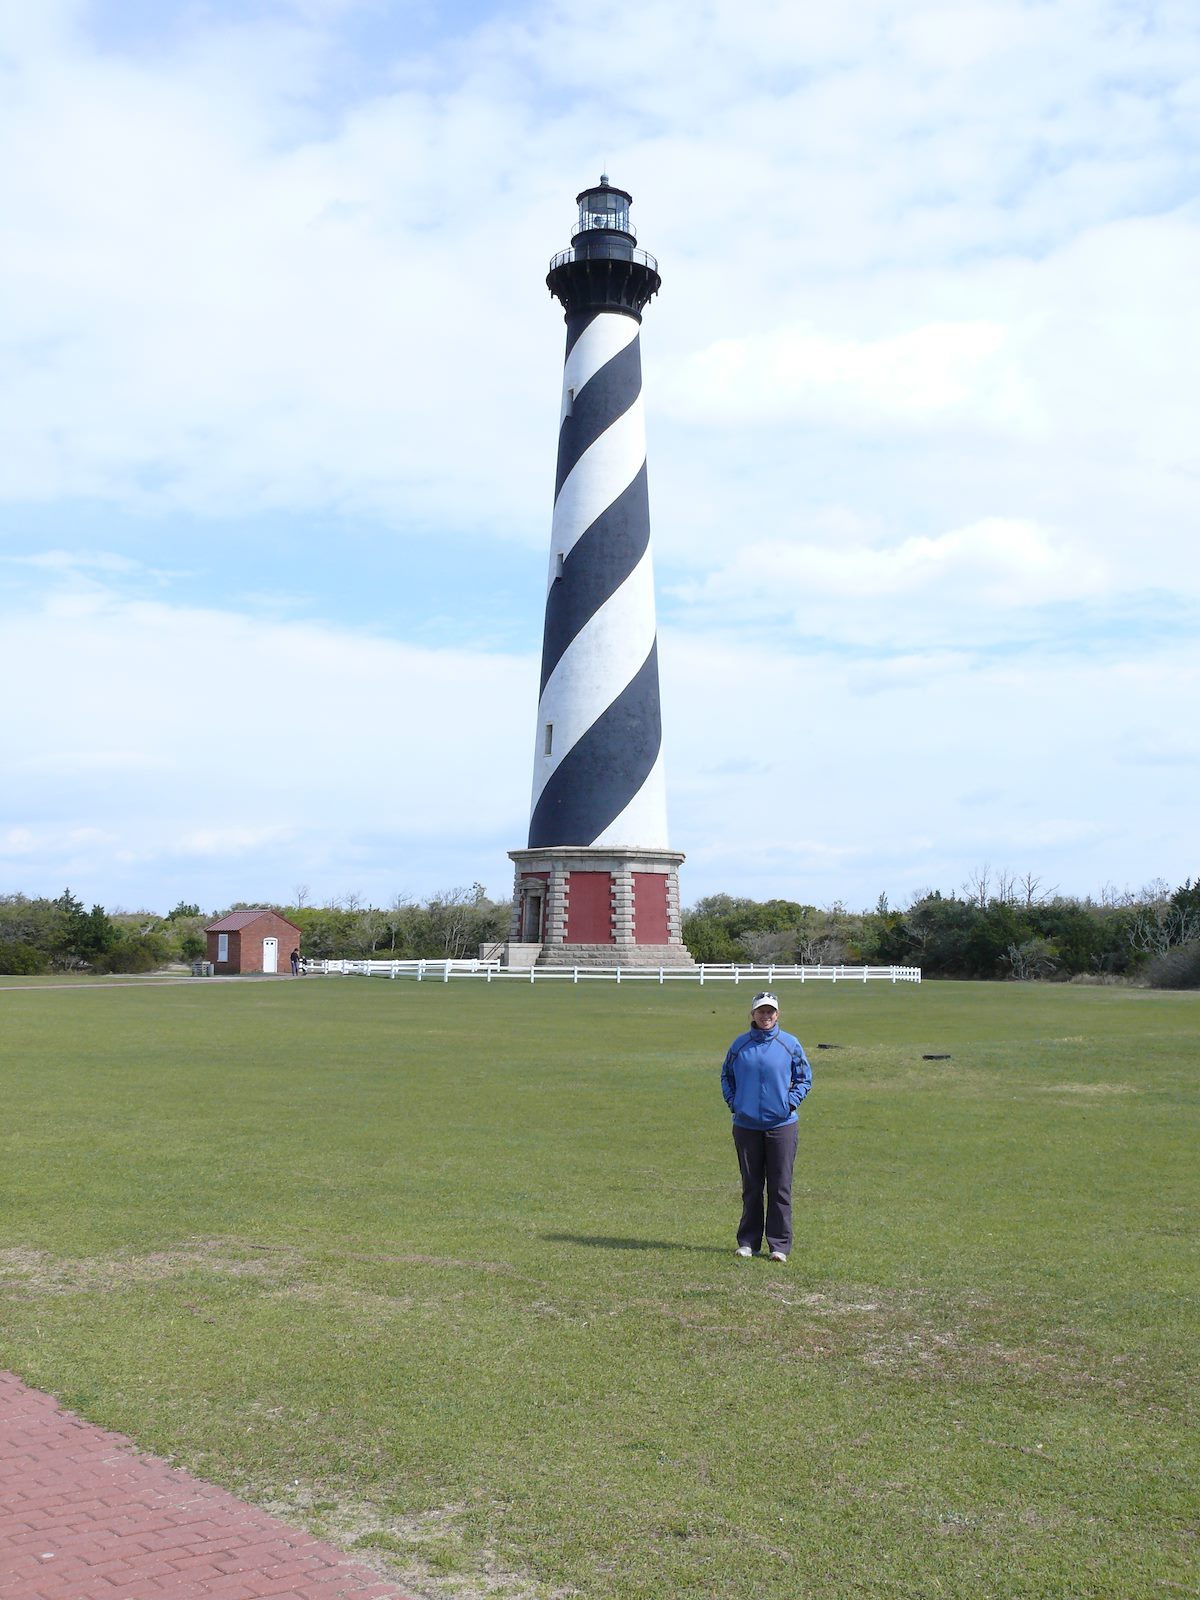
[{"x1": 521, "y1": 889, "x2": 544, "y2": 944}]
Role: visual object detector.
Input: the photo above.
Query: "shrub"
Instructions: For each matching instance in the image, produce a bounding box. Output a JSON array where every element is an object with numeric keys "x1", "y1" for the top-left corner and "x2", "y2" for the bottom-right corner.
[
  {"x1": 0, "y1": 940, "x2": 48, "y2": 975},
  {"x1": 1140, "y1": 941, "x2": 1200, "y2": 990},
  {"x1": 1003, "y1": 937, "x2": 1058, "y2": 981},
  {"x1": 681, "y1": 914, "x2": 742, "y2": 963},
  {"x1": 94, "y1": 934, "x2": 170, "y2": 974}
]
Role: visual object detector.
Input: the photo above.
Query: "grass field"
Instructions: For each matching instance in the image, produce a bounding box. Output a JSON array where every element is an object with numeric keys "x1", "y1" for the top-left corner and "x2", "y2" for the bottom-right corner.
[{"x1": 0, "y1": 975, "x2": 1196, "y2": 1599}]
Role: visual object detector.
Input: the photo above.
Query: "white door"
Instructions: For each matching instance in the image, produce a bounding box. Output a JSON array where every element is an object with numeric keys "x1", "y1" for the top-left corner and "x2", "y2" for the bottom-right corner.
[{"x1": 262, "y1": 937, "x2": 278, "y2": 974}]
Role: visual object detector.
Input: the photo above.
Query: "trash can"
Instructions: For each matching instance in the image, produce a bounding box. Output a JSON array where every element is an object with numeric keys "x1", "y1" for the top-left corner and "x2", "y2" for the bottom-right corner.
[{"x1": 191, "y1": 960, "x2": 214, "y2": 977}]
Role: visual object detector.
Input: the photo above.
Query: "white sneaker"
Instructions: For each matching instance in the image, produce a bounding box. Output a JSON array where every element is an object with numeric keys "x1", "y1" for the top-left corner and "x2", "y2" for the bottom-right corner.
[
  {"x1": 768, "y1": 1250, "x2": 788, "y2": 1263},
  {"x1": 734, "y1": 1245, "x2": 753, "y2": 1258}
]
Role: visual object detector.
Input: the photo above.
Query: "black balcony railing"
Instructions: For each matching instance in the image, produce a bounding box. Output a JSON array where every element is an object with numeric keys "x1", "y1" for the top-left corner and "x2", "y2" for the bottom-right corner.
[{"x1": 549, "y1": 245, "x2": 659, "y2": 274}]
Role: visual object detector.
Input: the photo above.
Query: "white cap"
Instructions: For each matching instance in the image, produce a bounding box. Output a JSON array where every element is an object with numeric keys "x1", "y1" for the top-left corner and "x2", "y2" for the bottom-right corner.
[{"x1": 751, "y1": 991, "x2": 779, "y2": 1011}]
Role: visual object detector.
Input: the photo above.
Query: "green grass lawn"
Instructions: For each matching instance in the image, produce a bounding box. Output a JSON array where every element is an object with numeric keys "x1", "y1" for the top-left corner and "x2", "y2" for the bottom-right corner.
[{"x1": 1, "y1": 976, "x2": 1196, "y2": 1599}]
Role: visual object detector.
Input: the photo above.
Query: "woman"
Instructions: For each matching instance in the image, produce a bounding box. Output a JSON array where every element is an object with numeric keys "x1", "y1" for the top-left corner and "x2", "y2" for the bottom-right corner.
[{"x1": 720, "y1": 990, "x2": 812, "y2": 1262}]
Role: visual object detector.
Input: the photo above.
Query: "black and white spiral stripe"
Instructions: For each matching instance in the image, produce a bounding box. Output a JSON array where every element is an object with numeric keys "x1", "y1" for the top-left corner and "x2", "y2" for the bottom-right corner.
[{"x1": 528, "y1": 307, "x2": 668, "y2": 849}]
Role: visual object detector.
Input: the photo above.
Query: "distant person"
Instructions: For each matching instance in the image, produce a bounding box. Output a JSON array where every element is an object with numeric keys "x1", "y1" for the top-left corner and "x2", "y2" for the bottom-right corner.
[
  {"x1": 290, "y1": 947, "x2": 300, "y2": 977},
  {"x1": 720, "y1": 990, "x2": 812, "y2": 1263}
]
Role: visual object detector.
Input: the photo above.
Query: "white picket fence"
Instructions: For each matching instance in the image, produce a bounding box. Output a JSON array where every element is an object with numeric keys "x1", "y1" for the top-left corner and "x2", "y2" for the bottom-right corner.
[{"x1": 304, "y1": 958, "x2": 921, "y2": 986}]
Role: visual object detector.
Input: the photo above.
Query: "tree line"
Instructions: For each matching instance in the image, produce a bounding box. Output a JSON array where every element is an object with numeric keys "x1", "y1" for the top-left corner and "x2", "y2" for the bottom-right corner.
[
  {"x1": 0, "y1": 884, "x2": 512, "y2": 974},
  {"x1": 3, "y1": 873, "x2": 1198, "y2": 985},
  {"x1": 283, "y1": 884, "x2": 509, "y2": 961},
  {"x1": 681, "y1": 871, "x2": 1200, "y2": 987}
]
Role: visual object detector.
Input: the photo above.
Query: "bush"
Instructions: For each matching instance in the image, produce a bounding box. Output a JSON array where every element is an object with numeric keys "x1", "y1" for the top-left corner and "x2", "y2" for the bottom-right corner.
[
  {"x1": 681, "y1": 914, "x2": 742, "y2": 963},
  {"x1": 0, "y1": 940, "x2": 48, "y2": 975},
  {"x1": 94, "y1": 934, "x2": 170, "y2": 974},
  {"x1": 1140, "y1": 941, "x2": 1200, "y2": 990},
  {"x1": 1003, "y1": 937, "x2": 1058, "y2": 981}
]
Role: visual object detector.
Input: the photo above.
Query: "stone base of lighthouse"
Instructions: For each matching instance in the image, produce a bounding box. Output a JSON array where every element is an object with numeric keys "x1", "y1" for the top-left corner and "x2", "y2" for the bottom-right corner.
[{"x1": 505, "y1": 847, "x2": 695, "y2": 969}]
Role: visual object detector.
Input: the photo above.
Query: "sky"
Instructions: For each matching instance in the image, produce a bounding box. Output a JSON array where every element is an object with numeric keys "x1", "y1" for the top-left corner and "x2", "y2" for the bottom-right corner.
[{"x1": 1, "y1": 0, "x2": 1197, "y2": 917}]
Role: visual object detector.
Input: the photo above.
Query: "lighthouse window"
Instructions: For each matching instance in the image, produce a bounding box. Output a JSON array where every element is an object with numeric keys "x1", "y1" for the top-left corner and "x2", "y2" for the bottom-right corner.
[
  {"x1": 578, "y1": 192, "x2": 629, "y2": 233},
  {"x1": 555, "y1": 552, "x2": 564, "y2": 580},
  {"x1": 544, "y1": 723, "x2": 554, "y2": 755}
]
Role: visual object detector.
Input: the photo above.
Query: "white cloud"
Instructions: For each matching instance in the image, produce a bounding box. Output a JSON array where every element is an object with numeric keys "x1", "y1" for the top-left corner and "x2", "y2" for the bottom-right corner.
[
  {"x1": 670, "y1": 321, "x2": 1014, "y2": 427},
  {"x1": 1, "y1": 547, "x2": 1195, "y2": 911},
  {"x1": 0, "y1": 11, "x2": 563, "y2": 533},
  {"x1": 666, "y1": 517, "x2": 1113, "y2": 650},
  {"x1": 661, "y1": 629, "x2": 1200, "y2": 907},
  {"x1": 3, "y1": 0, "x2": 1196, "y2": 555},
  {"x1": 176, "y1": 825, "x2": 297, "y2": 858},
  {"x1": 0, "y1": 570, "x2": 536, "y2": 904}
]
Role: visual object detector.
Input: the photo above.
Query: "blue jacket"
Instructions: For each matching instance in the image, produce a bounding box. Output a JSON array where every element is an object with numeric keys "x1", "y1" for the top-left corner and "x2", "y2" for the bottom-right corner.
[{"x1": 721, "y1": 1024, "x2": 812, "y2": 1130}]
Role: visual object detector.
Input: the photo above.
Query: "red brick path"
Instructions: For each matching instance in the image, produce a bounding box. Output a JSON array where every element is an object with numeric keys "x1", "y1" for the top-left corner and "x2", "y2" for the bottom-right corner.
[{"x1": 0, "y1": 1372, "x2": 414, "y2": 1600}]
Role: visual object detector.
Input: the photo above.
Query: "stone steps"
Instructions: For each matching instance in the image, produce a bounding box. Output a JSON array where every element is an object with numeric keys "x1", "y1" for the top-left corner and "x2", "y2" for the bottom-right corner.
[{"x1": 534, "y1": 942, "x2": 697, "y2": 970}]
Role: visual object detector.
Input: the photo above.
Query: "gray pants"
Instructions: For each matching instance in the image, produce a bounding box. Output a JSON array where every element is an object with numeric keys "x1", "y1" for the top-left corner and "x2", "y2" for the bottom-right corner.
[{"x1": 733, "y1": 1122, "x2": 799, "y2": 1255}]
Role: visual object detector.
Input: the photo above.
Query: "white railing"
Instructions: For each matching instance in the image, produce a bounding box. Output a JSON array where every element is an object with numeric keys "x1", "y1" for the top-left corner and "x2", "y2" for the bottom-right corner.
[{"x1": 304, "y1": 959, "x2": 921, "y2": 986}]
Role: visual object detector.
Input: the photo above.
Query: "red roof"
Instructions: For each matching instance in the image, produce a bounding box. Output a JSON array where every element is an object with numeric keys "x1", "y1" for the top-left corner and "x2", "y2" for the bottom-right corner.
[{"x1": 205, "y1": 908, "x2": 301, "y2": 933}]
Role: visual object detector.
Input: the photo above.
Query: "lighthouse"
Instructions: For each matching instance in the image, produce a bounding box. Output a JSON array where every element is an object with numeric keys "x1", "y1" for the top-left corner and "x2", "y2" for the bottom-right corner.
[{"x1": 507, "y1": 176, "x2": 693, "y2": 968}]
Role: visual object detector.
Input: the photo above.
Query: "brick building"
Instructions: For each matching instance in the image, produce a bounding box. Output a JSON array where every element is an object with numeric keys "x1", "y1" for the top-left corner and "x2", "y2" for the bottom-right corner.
[{"x1": 205, "y1": 909, "x2": 301, "y2": 975}]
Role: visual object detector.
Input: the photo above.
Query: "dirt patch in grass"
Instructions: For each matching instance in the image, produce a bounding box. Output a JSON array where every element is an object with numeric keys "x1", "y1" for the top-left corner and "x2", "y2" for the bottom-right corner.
[
  {"x1": 0, "y1": 1238, "x2": 519, "y2": 1302},
  {"x1": 1031, "y1": 1082, "x2": 1139, "y2": 1095},
  {"x1": 832, "y1": 1057, "x2": 993, "y2": 1095},
  {"x1": 0, "y1": 1239, "x2": 306, "y2": 1297},
  {"x1": 0, "y1": 1239, "x2": 531, "y2": 1344},
  {"x1": 264, "y1": 1280, "x2": 419, "y2": 1317},
  {"x1": 760, "y1": 1283, "x2": 1155, "y2": 1399},
  {"x1": 257, "y1": 1487, "x2": 578, "y2": 1600},
  {"x1": 348, "y1": 1252, "x2": 519, "y2": 1275}
]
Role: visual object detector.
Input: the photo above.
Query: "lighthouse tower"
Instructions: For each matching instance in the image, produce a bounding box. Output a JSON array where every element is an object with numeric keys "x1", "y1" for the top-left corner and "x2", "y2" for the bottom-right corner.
[{"x1": 507, "y1": 176, "x2": 693, "y2": 969}]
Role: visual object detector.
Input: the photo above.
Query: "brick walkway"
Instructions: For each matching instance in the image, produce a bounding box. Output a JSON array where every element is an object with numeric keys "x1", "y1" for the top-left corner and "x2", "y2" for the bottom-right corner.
[{"x1": 0, "y1": 1372, "x2": 414, "y2": 1600}]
